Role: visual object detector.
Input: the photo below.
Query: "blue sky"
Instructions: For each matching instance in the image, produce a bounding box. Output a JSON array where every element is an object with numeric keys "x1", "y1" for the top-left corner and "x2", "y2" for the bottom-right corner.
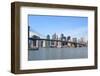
[{"x1": 28, "y1": 15, "x2": 88, "y2": 39}]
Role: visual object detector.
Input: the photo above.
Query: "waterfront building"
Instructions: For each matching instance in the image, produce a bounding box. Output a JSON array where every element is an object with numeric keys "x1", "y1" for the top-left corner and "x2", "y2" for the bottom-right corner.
[
  {"x1": 61, "y1": 33, "x2": 64, "y2": 39},
  {"x1": 57, "y1": 37, "x2": 62, "y2": 48},
  {"x1": 66, "y1": 36, "x2": 71, "y2": 47},
  {"x1": 86, "y1": 41, "x2": 88, "y2": 47},
  {"x1": 77, "y1": 39, "x2": 80, "y2": 43},
  {"x1": 80, "y1": 37, "x2": 86, "y2": 44},
  {"x1": 72, "y1": 38, "x2": 77, "y2": 42},
  {"x1": 55, "y1": 35, "x2": 58, "y2": 47},
  {"x1": 67, "y1": 36, "x2": 71, "y2": 41},
  {"x1": 80, "y1": 37, "x2": 88, "y2": 47},
  {"x1": 66, "y1": 36, "x2": 72, "y2": 47},
  {"x1": 60, "y1": 34, "x2": 67, "y2": 47},
  {"x1": 60, "y1": 33, "x2": 64, "y2": 47},
  {"x1": 72, "y1": 37, "x2": 77, "y2": 47},
  {"x1": 51, "y1": 33, "x2": 58, "y2": 47},
  {"x1": 45, "y1": 34, "x2": 51, "y2": 47}
]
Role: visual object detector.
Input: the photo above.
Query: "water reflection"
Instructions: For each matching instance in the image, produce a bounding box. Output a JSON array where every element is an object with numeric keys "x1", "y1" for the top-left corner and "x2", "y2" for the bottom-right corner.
[{"x1": 28, "y1": 47, "x2": 88, "y2": 61}]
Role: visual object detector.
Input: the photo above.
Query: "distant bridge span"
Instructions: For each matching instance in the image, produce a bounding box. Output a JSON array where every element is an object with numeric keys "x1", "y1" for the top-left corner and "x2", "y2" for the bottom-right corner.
[{"x1": 29, "y1": 38, "x2": 86, "y2": 46}]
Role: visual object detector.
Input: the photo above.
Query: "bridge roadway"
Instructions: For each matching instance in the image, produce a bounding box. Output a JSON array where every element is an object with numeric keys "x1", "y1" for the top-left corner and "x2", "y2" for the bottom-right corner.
[{"x1": 29, "y1": 38, "x2": 86, "y2": 46}]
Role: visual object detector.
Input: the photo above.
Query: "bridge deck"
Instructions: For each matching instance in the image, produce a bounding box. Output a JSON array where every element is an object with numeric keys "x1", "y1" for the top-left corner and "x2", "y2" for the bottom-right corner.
[{"x1": 29, "y1": 38, "x2": 86, "y2": 46}]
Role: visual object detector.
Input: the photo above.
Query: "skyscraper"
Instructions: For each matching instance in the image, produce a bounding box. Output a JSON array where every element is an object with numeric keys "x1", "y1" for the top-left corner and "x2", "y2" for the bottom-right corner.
[
  {"x1": 72, "y1": 38, "x2": 77, "y2": 43},
  {"x1": 46, "y1": 34, "x2": 50, "y2": 47},
  {"x1": 60, "y1": 33, "x2": 66, "y2": 47},
  {"x1": 72, "y1": 38, "x2": 77, "y2": 47},
  {"x1": 51, "y1": 33, "x2": 58, "y2": 47},
  {"x1": 67, "y1": 36, "x2": 71, "y2": 41}
]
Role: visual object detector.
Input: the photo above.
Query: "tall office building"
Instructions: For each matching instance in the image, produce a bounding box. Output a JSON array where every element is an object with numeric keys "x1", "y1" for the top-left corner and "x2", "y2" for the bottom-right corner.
[
  {"x1": 60, "y1": 34, "x2": 66, "y2": 47},
  {"x1": 46, "y1": 34, "x2": 50, "y2": 47},
  {"x1": 80, "y1": 37, "x2": 85, "y2": 44},
  {"x1": 72, "y1": 38, "x2": 77, "y2": 42},
  {"x1": 57, "y1": 37, "x2": 62, "y2": 48},
  {"x1": 51, "y1": 33, "x2": 58, "y2": 47},
  {"x1": 72, "y1": 38, "x2": 77, "y2": 47},
  {"x1": 66, "y1": 36, "x2": 71, "y2": 47},
  {"x1": 67, "y1": 36, "x2": 71, "y2": 41}
]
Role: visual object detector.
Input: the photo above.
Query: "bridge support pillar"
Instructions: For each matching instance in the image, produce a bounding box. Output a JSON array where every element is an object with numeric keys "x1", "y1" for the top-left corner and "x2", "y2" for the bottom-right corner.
[
  {"x1": 74, "y1": 43, "x2": 77, "y2": 48},
  {"x1": 36, "y1": 40, "x2": 39, "y2": 48},
  {"x1": 43, "y1": 40, "x2": 46, "y2": 47},
  {"x1": 57, "y1": 41, "x2": 61, "y2": 48},
  {"x1": 67, "y1": 42, "x2": 71, "y2": 47}
]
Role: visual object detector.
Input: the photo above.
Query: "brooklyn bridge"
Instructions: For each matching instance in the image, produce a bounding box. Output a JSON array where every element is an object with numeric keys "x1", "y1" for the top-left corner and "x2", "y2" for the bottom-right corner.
[
  {"x1": 28, "y1": 37, "x2": 87, "y2": 49},
  {"x1": 28, "y1": 26, "x2": 87, "y2": 49}
]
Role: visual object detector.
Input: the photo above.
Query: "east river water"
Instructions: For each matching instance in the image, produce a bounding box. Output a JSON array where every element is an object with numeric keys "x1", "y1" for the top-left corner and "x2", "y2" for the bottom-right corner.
[{"x1": 28, "y1": 47, "x2": 88, "y2": 61}]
